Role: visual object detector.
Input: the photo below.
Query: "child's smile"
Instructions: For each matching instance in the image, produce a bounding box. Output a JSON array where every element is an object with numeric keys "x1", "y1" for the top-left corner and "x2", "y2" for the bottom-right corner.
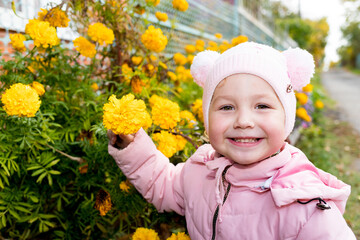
[{"x1": 208, "y1": 73, "x2": 286, "y2": 165}]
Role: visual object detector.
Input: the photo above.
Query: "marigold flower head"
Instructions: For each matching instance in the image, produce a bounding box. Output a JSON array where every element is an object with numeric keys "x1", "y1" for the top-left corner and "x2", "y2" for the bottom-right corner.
[
  {"x1": 215, "y1": 33, "x2": 223, "y2": 39},
  {"x1": 296, "y1": 107, "x2": 311, "y2": 122},
  {"x1": 119, "y1": 181, "x2": 131, "y2": 192},
  {"x1": 232, "y1": 35, "x2": 248, "y2": 46},
  {"x1": 184, "y1": 44, "x2": 196, "y2": 54},
  {"x1": 91, "y1": 82, "x2": 99, "y2": 91},
  {"x1": 295, "y1": 92, "x2": 308, "y2": 105},
  {"x1": 302, "y1": 83, "x2": 314, "y2": 92},
  {"x1": 152, "y1": 131, "x2": 179, "y2": 158},
  {"x1": 176, "y1": 135, "x2": 187, "y2": 152},
  {"x1": 166, "y1": 232, "x2": 191, "y2": 240},
  {"x1": 88, "y1": 22, "x2": 115, "y2": 45},
  {"x1": 207, "y1": 41, "x2": 218, "y2": 51},
  {"x1": 167, "y1": 71, "x2": 177, "y2": 81},
  {"x1": 155, "y1": 11, "x2": 168, "y2": 22},
  {"x1": 73, "y1": 36, "x2": 96, "y2": 58},
  {"x1": 192, "y1": 99, "x2": 203, "y2": 122},
  {"x1": 314, "y1": 100, "x2": 324, "y2": 109},
  {"x1": 141, "y1": 25, "x2": 168, "y2": 52},
  {"x1": 94, "y1": 189, "x2": 112, "y2": 216},
  {"x1": 172, "y1": 0, "x2": 189, "y2": 11},
  {"x1": 132, "y1": 227, "x2": 160, "y2": 240},
  {"x1": 151, "y1": 95, "x2": 180, "y2": 129},
  {"x1": 121, "y1": 63, "x2": 134, "y2": 82},
  {"x1": 149, "y1": 94, "x2": 162, "y2": 107},
  {"x1": 146, "y1": 0, "x2": 161, "y2": 6},
  {"x1": 37, "y1": 8, "x2": 70, "y2": 28},
  {"x1": 173, "y1": 52, "x2": 187, "y2": 65},
  {"x1": 103, "y1": 94, "x2": 152, "y2": 135},
  {"x1": 187, "y1": 54, "x2": 194, "y2": 64},
  {"x1": 131, "y1": 56, "x2": 143, "y2": 65},
  {"x1": 1, "y1": 83, "x2": 41, "y2": 117},
  {"x1": 131, "y1": 75, "x2": 146, "y2": 94},
  {"x1": 25, "y1": 19, "x2": 59, "y2": 48},
  {"x1": 180, "y1": 110, "x2": 197, "y2": 128},
  {"x1": 159, "y1": 61, "x2": 168, "y2": 69},
  {"x1": 31, "y1": 81, "x2": 45, "y2": 96},
  {"x1": 9, "y1": 33, "x2": 26, "y2": 52}
]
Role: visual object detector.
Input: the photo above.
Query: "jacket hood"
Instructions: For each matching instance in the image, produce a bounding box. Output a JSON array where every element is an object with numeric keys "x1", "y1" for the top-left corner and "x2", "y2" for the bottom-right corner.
[{"x1": 191, "y1": 143, "x2": 351, "y2": 214}]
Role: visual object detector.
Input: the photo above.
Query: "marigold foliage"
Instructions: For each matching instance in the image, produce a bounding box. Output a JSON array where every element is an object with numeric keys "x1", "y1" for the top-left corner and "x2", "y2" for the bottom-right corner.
[
  {"x1": 150, "y1": 95, "x2": 180, "y2": 129},
  {"x1": 141, "y1": 25, "x2": 168, "y2": 52},
  {"x1": 172, "y1": 0, "x2": 189, "y2": 11},
  {"x1": 191, "y1": 99, "x2": 203, "y2": 122},
  {"x1": 37, "y1": 8, "x2": 70, "y2": 28},
  {"x1": 146, "y1": 0, "x2": 161, "y2": 6},
  {"x1": 155, "y1": 11, "x2": 168, "y2": 22},
  {"x1": 132, "y1": 227, "x2": 160, "y2": 240},
  {"x1": 103, "y1": 94, "x2": 152, "y2": 135},
  {"x1": 1, "y1": 83, "x2": 41, "y2": 117},
  {"x1": 9, "y1": 33, "x2": 26, "y2": 52},
  {"x1": 31, "y1": 81, "x2": 45, "y2": 96},
  {"x1": 166, "y1": 232, "x2": 191, "y2": 240},
  {"x1": 25, "y1": 19, "x2": 59, "y2": 48},
  {"x1": 88, "y1": 22, "x2": 115, "y2": 45},
  {"x1": 73, "y1": 36, "x2": 96, "y2": 58}
]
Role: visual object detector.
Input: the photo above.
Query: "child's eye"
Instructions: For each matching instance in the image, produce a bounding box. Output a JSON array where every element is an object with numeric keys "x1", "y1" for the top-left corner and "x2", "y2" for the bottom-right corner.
[
  {"x1": 256, "y1": 104, "x2": 270, "y2": 109},
  {"x1": 220, "y1": 105, "x2": 234, "y2": 111}
]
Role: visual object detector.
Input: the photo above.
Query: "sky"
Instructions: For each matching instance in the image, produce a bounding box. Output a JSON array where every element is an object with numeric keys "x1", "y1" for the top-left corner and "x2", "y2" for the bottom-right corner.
[{"x1": 280, "y1": 0, "x2": 347, "y2": 66}]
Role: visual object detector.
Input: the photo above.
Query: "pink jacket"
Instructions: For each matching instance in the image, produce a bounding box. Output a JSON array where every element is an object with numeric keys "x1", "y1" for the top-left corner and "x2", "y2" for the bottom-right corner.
[{"x1": 109, "y1": 129, "x2": 356, "y2": 240}]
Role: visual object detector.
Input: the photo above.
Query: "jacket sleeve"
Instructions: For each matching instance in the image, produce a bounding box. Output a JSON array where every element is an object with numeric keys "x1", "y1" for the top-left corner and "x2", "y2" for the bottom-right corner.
[
  {"x1": 108, "y1": 128, "x2": 185, "y2": 215},
  {"x1": 296, "y1": 201, "x2": 356, "y2": 240}
]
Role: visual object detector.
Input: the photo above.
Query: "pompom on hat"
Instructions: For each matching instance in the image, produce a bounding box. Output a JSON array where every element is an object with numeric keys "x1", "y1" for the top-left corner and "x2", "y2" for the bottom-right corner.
[{"x1": 190, "y1": 42, "x2": 315, "y2": 138}]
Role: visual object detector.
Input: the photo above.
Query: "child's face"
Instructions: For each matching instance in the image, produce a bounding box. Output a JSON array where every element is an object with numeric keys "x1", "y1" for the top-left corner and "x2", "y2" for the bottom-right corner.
[{"x1": 208, "y1": 73, "x2": 286, "y2": 165}]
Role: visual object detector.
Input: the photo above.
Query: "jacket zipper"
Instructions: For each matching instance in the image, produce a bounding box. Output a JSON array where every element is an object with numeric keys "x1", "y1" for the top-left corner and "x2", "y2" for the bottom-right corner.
[{"x1": 211, "y1": 165, "x2": 232, "y2": 240}]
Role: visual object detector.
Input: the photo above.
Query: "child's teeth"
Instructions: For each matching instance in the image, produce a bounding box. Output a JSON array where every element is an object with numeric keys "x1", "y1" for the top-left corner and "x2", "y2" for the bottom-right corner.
[{"x1": 234, "y1": 138, "x2": 257, "y2": 143}]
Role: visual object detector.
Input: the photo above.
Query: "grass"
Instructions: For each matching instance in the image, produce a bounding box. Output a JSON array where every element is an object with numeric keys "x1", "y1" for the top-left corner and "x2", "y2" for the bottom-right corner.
[{"x1": 295, "y1": 75, "x2": 360, "y2": 238}]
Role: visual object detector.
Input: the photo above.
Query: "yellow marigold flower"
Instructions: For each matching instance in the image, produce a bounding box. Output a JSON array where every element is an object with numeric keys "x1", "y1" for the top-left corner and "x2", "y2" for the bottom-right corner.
[
  {"x1": 159, "y1": 61, "x2": 167, "y2": 69},
  {"x1": 88, "y1": 22, "x2": 115, "y2": 45},
  {"x1": 192, "y1": 99, "x2": 203, "y2": 122},
  {"x1": 94, "y1": 190, "x2": 112, "y2": 216},
  {"x1": 215, "y1": 33, "x2": 223, "y2": 39},
  {"x1": 172, "y1": 0, "x2": 189, "y2": 11},
  {"x1": 180, "y1": 110, "x2": 197, "y2": 128},
  {"x1": 121, "y1": 63, "x2": 134, "y2": 82},
  {"x1": 132, "y1": 227, "x2": 160, "y2": 240},
  {"x1": 296, "y1": 107, "x2": 311, "y2": 122},
  {"x1": 91, "y1": 82, "x2": 99, "y2": 91},
  {"x1": 185, "y1": 44, "x2": 196, "y2": 54},
  {"x1": 152, "y1": 131, "x2": 179, "y2": 158},
  {"x1": 155, "y1": 12, "x2": 168, "y2": 22},
  {"x1": 73, "y1": 36, "x2": 96, "y2": 58},
  {"x1": 25, "y1": 19, "x2": 59, "y2": 48},
  {"x1": 232, "y1": 35, "x2": 248, "y2": 46},
  {"x1": 295, "y1": 92, "x2": 308, "y2": 105},
  {"x1": 150, "y1": 55, "x2": 158, "y2": 62},
  {"x1": 167, "y1": 71, "x2": 177, "y2": 81},
  {"x1": 315, "y1": 100, "x2": 324, "y2": 109},
  {"x1": 187, "y1": 54, "x2": 194, "y2": 64},
  {"x1": 9, "y1": 33, "x2": 26, "y2": 52},
  {"x1": 149, "y1": 94, "x2": 162, "y2": 107},
  {"x1": 207, "y1": 41, "x2": 218, "y2": 51},
  {"x1": 31, "y1": 81, "x2": 45, "y2": 96},
  {"x1": 1, "y1": 83, "x2": 41, "y2": 117},
  {"x1": 166, "y1": 232, "x2": 191, "y2": 240},
  {"x1": 195, "y1": 39, "x2": 205, "y2": 51},
  {"x1": 302, "y1": 83, "x2": 314, "y2": 92},
  {"x1": 219, "y1": 40, "x2": 230, "y2": 53},
  {"x1": 103, "y1": 94, "x2": 152, "y2": 135},
  {"x1": 151, "y1": 95, "x2": 180, "y2": 129},
  {"x1": 119, "y1": 181, "x2": 131, "y2": 192},
  {"x1": 173, "y1": 52, "x2": 187, "y2": 65},
  {"x1": 141, "y1": 25, "x2": 168, "y2": 52},
  {"x1": 131, "y1": 75, "x2": 146, "y2": 94},
  {"x1": 176, "y1": 135, "x2": 187, "y2": 151},
  {"x1": 37, "y1": 8, "x2": 70, "y2": 28},
  {"x1": 146, "y1": 0, "x2": 160, "y2": 6},
  {"x1": 131, "y1": 56, "x2": 143, "y2": 65}
]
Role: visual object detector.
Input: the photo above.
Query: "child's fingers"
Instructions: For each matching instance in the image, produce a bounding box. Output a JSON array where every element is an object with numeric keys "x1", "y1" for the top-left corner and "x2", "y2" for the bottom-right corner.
[
  {"x1": 107, "y1": 130, "x2": 117, "y2": 145},
  {"x1": 107, "y1": 130, "x2": 136, "y2": 149}
]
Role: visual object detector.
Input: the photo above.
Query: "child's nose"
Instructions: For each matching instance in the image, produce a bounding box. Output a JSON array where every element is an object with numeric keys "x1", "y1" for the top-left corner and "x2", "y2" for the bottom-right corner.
[{"x1": 233, "y1": 111, "x2": 255, "y2": 129}]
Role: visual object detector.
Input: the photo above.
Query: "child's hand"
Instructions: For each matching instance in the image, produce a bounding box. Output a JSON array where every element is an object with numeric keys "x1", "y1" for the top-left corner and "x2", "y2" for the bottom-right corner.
[{"x1": 107, "y1": 130, "x2": 135, "y2": 149}]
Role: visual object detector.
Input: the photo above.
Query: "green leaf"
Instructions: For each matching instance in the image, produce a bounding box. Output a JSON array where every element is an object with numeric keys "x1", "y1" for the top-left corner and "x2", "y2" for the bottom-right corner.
[
  {"x1": 9, "y1": 209, "x2": 20, "y2": 220},
  {"x1": 31, "y1": 168, "x2": 45, "y2": 176},
  {"x1": 46, "y1": 159, "x2": 60, "y2": 168},
  {"x1": 29, "y1": 195, "x2": 39, "y2": 203},
  {"x1": 47, "y1": 174, "x2": 53, "y2": 186},
  {"x1": 1, "y1": 215, "x2": 6, "y2": 228},
  {"x1": 36, "y1": 172, "x2": 47, "y2": 183},
  {"x1": 14, "y1": 205, "x2": 31, "y2": 213},
  {"x1": 27, "y1": 165, "x2": 42, "y2": 171},
  {"x1": 48, "y1": 170, "x2": 61, "y2": 175}
]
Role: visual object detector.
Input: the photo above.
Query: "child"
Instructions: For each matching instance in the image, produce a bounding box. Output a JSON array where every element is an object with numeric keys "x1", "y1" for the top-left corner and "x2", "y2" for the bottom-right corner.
[{"x1": 108, "y1": 42, "x2": 356, "y2": 239}]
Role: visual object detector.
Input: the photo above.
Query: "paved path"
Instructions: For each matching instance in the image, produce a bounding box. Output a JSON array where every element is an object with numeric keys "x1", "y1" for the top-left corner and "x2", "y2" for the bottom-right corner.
[{"x1": 321, "y1": 68, "x2": 360, "y2": 133}]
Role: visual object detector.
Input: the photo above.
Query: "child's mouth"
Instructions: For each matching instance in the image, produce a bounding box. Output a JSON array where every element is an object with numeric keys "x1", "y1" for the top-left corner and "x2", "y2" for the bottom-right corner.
[{"x1": 231, "y1": 138, "x2": 260, "y2": 143}]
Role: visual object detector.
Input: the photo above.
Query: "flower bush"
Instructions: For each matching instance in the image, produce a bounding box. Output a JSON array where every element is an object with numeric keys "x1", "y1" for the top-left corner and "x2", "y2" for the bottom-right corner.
[{"x1": 0, "y1": 0, "x2": 322, "y2": 238}]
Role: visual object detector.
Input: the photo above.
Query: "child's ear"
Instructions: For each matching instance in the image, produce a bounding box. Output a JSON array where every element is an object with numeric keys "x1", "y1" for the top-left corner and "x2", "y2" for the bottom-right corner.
[
  {"x1": 190, "y1": 50, "x2": 220, "y2": 88},
  {"x1": 282, "y1": 47, "x2": 315, "y2": 91}
]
